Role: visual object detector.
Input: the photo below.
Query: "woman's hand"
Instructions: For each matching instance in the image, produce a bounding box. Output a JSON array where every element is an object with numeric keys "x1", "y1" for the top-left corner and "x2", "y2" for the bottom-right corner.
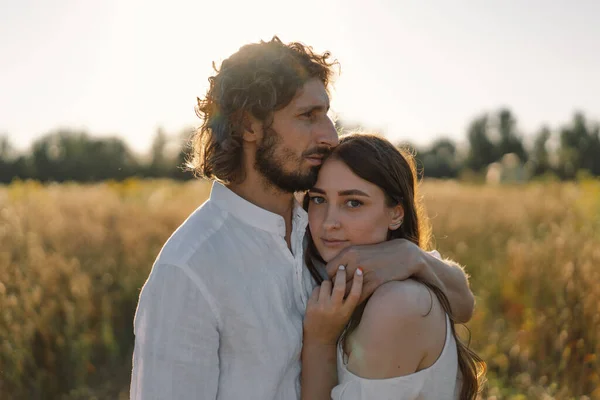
[{"x1": 303, "y1": 266, "x2": 364, "y2": 346}]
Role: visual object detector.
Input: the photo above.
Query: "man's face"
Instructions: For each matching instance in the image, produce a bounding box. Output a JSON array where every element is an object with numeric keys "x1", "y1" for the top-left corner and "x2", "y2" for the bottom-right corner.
[{"x1": 255, "y1": 78, "x2": 338, "y2": 193}]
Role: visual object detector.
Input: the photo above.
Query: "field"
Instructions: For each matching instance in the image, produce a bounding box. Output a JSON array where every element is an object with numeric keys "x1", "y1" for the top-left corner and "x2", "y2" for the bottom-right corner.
[{"x1": 1, "y1": 179, "x2": 599, "y2": 399}]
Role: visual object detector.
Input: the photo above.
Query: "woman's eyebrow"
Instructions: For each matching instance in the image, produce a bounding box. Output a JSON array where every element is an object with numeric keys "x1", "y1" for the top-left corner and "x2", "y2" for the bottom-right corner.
[
  {"x1": 309, "y1": 187, "x2": 370, "y2": 197},
  {"x1": 338, "y1": 189, "x2": 370, "y2": 197}
]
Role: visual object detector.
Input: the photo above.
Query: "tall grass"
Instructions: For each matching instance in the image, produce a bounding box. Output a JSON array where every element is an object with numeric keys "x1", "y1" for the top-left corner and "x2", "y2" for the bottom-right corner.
[
  {"x1": 0, "y1": 179, "x2": 598, "y2": 399},
  {"x1": 0, "y1": 179, "x2": 210, "y2": 399},
  {"x1": 425, "y1": 180, "x2": 600, "y2": 399}
]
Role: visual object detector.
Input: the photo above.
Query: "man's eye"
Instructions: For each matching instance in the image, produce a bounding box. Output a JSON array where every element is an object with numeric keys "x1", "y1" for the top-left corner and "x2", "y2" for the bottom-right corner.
[
  {"x1": 301, "y1": 111, "x2": 314, "y2": 119},
  {"x1": 346, "y1": 199, "x2": 363, "y2": 208},
  {"x1": 309, "y1": 196, "x2": 325, "y2": 204}
]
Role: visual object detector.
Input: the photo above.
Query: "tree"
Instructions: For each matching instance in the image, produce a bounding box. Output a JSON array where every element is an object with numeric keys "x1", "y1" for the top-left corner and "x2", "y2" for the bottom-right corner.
[
  {"x1": 496, "y1": 109, "x2": 528, "y2": 163},
  {"x1": 419, "y1": 138, "x2": 461, "y2": 178},
  {"x1": 465, "y1": 114, "x2": 496, "y2": 172},
  {"x1": 465, "y1": 109, "x2": 529, "y2": 174},
  {"x1": 558, "y1": 112, "x2": 600, "y2": 179},
  {"x1": 529, "y1": 126, "x2": 552, "y2": 177},
  {"x1": 0, "y1": 135, "x2": 18, "y2": 183},
  {"x1": 30, "y1": 130, "x2": 137, "y2": 182},
  {"x1": 148, "y1": 127, "x2": 168, "y2": 177}
]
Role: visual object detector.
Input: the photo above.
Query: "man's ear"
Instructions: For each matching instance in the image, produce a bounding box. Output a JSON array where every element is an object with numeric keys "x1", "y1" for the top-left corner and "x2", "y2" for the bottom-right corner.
[
  {"x1": 242, "y1": 112, "x2": 261, "y2": 143},
  {"x1": 388, "y1": 205, "x2": 405, "y2": 231}
]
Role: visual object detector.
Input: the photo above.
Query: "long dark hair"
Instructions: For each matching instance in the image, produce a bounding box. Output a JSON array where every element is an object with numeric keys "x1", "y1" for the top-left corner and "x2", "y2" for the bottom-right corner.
[{"x1": 303, "y1": 133, "x2": 486, "y2": 399}]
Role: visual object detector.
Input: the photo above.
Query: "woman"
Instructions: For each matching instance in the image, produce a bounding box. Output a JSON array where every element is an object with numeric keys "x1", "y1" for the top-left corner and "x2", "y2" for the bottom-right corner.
[{"x1": 300, "y1": 133, "x2": 485, "y2": 399}]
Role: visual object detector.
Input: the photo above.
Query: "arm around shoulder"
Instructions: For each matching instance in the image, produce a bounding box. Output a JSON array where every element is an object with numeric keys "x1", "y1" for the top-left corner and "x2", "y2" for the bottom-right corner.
[
  {"x1": 417, "y1": 251, "x2": 475, "y2": 323},
  {"x1": 130, "y1": 263, "x2": 220, "y2": 400}
]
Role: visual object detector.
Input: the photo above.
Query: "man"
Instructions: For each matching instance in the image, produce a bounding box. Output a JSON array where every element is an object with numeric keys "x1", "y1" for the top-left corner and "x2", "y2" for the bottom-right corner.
[{"x1": 130, "y1": 37, "x2": 474, "y2": 399}]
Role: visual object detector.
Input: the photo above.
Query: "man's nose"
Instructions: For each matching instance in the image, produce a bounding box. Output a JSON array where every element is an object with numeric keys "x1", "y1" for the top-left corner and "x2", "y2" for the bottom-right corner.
[{"x1": 315, "y1": 116, "x2": 339, "y2": 148}]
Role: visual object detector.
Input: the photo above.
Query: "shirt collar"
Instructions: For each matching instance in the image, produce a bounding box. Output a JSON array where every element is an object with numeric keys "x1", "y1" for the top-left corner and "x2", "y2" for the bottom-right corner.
[{"x1": 209, "y1": 181, "x2": 308, "y2": 237}]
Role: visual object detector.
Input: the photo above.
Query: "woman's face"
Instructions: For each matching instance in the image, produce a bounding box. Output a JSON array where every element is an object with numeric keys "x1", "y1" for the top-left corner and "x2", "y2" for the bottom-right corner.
[{"x1": 308, "y1": 158, "x2": 404, "y2": 262}]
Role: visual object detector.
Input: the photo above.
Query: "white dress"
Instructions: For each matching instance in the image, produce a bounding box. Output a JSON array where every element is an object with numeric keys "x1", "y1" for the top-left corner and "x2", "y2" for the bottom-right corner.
[{"x1": 331, "y1": 314, "x2": 461, "y2": 400}]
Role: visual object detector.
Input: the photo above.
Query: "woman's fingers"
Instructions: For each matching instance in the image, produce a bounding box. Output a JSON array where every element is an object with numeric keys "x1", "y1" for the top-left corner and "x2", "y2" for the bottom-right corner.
[
  {"x1": 319, "y1": 279, "x2": 332, "y2": 300},
  {"x1": 325, "y1": 248, "x2": 359, "y2": 282},
  {"x1": 343, "y1": 268, "x2": 364, "y2": 312},
  {"x1": 308, "y1": 286, "x2": 320, "y2": 305},
  {"x1": 313, "y1": 266, "x2": 361, "y2": 314},
  {"x1": 331, "y1": 265, "x2": 347, "y2": 304}
]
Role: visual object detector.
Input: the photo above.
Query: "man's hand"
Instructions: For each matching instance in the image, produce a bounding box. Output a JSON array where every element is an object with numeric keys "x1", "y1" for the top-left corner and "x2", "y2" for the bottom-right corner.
[
  {"x1": 324, "y1": 238, "x2": 475, "y2": 323},
  {"x1": 325, "y1": 239, "x2": 423, "y2": 302}
]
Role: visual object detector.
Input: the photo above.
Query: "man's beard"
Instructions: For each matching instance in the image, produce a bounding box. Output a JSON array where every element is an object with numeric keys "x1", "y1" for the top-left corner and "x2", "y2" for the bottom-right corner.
[{"x1": 255, "y1": 127, "x2": 329, "y2": 193}]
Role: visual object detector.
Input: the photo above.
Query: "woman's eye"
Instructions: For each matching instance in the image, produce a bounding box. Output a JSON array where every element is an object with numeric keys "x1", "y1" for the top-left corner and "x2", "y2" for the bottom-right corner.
[
  {"x1": 310, "y1": 196, "x2": 325, "y2": 205},
  {"x1": 301, "y1": 111, "x2": 315, "y2": 119},
  {"x1": 346, "y1": 199, "x2": 363, "y2": 208}
]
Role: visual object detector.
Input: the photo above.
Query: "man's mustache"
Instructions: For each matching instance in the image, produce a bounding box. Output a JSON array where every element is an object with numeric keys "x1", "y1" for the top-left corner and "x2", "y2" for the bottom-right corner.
[{"x1": 303, "y1": 147, "x2": 332, "y2": 158}]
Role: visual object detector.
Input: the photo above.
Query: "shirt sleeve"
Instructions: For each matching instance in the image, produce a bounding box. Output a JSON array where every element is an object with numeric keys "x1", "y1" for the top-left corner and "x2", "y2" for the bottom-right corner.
[
  {"x1": 427, "y1": 249, "x2": 442, "y2": 260},
  {"x1": 130, "y1": 263, "x2": 220, "y2": 400}
]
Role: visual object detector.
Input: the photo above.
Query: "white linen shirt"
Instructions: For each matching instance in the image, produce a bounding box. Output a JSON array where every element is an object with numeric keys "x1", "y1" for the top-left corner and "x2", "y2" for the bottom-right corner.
[{"x1": 130, "y1": 181, "x2": 315, "y2": 400}]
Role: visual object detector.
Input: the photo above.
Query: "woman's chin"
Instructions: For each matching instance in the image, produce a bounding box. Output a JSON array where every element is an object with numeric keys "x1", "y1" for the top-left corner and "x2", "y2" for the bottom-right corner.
[{"x1": 318, "y1": 245, "x2": 350, "y2": 264}]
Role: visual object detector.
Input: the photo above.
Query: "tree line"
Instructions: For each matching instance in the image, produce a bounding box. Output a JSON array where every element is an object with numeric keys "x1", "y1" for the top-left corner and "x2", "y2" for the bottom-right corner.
[
  {"x1": 1, "y1": 108, "x2": 598, "y2": 184},
  {"x1": 410, "y1": 109, "x2": 599, "y2": 181}
]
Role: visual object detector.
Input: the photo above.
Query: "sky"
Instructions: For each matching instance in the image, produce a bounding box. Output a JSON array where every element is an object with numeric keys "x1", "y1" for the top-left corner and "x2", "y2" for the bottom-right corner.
[{"x1": 1, "y1": 0, "x2": 599, "y2": 155}]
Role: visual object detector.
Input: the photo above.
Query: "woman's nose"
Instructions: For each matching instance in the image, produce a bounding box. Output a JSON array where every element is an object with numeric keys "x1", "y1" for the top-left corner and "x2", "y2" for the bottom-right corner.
[{"x1": 323, "y1": 208, "x2": 341, "y2": 230}]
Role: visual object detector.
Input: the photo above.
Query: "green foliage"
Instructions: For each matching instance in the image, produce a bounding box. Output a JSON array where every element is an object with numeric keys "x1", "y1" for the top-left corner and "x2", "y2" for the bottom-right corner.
[
  {"x1": 0, "y1": 128, "x2": 195, "y2": 183},
  {"x1": 28, "y1": 130, "x2": 139, "y2": 182},
  {"x1": 466, "y1": 114, "x2": 496, "y2": 171},
  {"x1": 463, "y1": 109, "x2": 528, "y2": 173},
  {"x1": 528, "y1": 126, "x2": 552, "y2": 176},
  {"x1": 417, "y1": 138, "x2": 460, "y2": 178},
  {"x1": 557, "y1": 113, "x2": 600, "y2": 179},
  {"x1": 1, "y1": 111, "x2": 599, "y2": 182}
]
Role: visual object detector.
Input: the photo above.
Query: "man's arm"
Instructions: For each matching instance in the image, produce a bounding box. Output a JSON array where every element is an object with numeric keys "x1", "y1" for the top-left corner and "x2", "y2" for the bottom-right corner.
[
  {"x1": 324, "y1": 239, "x2": 475, "y2": 324},
  {"x1": 130, "y1": 263, "x2": 220, "y2": 399},
  {"x1": 413, "y1": 249, "x2": 475, "y2": 323}
]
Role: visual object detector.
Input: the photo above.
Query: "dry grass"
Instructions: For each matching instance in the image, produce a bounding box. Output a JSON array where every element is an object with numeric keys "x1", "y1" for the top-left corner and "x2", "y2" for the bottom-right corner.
[
  {"x1": 424, "y1": 180, "x2": 600, "y2": 399},
  {"x1": 0, "y1": 178, "x2": 598, "y2": 399}
]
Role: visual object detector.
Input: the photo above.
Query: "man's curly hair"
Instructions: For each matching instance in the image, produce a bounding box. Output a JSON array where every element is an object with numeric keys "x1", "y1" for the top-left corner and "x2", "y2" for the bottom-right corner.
[{"x1": 186, "y1": 36, "x2": 339, "y2": 184}]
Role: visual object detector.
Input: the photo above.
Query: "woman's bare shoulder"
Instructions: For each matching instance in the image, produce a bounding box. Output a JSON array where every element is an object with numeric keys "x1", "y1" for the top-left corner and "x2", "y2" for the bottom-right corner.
[{"x1": 345, "y1": 279, "x2": 446, "y2": 379}]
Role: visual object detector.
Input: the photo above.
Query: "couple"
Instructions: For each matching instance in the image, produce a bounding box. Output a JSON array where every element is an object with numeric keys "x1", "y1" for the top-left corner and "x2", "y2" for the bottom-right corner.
[{"x1": 130, "y1": 37, "x2": 485, "y2": 399}]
